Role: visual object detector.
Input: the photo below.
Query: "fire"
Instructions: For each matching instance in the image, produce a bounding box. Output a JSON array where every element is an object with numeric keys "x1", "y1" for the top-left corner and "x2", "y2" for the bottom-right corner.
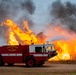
[
  {"x1": 49, "y1": 40, "x2": 71, "y2": 61},
  {"x1": 48, "y1": 28, "x2": 76, "y2": 61},
  {"x1": 8, "y1": 30, "x2": 19, "y2": 45},
  {"x1": 1, "y1": 19, "x2": 76, "y2": 60},
  {"x1": 3, "y1": 19, "x2": 40, "y2": 45}
]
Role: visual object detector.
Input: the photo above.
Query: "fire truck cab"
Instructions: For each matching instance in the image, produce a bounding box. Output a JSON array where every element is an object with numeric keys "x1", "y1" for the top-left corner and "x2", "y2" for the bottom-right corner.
[{"x1": 0, "y1": 44, "x2": 57, "y2": 67}]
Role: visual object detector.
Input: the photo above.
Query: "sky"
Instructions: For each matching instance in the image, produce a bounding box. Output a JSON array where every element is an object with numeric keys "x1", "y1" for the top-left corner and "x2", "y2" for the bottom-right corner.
[
  {"x1": 0, "y1": 0, "x2": 76, "y2": 45},
  {"x1": 32, "y1": 0, "x2": 76, "y2": 33}
]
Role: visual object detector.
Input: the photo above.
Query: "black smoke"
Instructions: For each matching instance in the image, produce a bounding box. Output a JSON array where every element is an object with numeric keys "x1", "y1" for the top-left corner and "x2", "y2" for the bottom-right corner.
[
  {"x1": 0, "y1": 0, "x2": 35, "y2": 25},
  {"x1": 37, "y1": 32, "x2": 46, "y2": 43},
  {"x1": 22, "y1": 0, "x2": 35, "y2": 15},
  {"x1": 50, "y1": 0, "x2": 76, "y2": 32},
  {"x1": 0, "y1": 0, "x2": 35, "y2": 45}
]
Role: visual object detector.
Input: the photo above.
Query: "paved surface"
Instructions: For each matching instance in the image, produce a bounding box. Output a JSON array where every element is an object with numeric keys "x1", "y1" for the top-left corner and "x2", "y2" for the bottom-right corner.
[{"x1": 0, "y1": 62, "x2": 76, "y2": 75}]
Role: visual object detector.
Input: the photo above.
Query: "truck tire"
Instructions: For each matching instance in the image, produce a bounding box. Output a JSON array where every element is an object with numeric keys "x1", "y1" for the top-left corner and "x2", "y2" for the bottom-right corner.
[
  {"x1": 25, "y1": 56, "x2": 36, "y2": 67},
  {"x1": 0, "y1": 56, "x2": 4, "y2": 66}
]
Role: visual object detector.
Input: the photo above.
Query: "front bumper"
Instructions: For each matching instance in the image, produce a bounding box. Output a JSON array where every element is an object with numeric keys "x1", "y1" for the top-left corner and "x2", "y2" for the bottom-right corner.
[{"x1": 48, "y1": 50, "x2": 57, "y2": 58}]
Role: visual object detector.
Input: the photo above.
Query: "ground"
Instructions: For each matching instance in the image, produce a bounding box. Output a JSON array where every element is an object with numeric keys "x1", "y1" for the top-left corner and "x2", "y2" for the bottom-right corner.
[{"x1": 0, "y1": 62, "x2": 76, "y2": 75}]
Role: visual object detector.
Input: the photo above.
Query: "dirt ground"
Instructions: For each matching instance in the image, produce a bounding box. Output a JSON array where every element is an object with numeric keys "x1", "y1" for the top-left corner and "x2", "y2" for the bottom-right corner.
[{"x1": 0, "y1": 62, "x2": 76, "y2": 75}]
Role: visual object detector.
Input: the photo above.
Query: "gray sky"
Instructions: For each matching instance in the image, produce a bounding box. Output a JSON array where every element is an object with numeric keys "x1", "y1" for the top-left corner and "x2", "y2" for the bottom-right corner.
[
  {"x1": 32, "y1": 0, "x2": 76, "y2": 33},
  {"x1": 0, "y1": 0, "x2": 76, "y2": 45}
]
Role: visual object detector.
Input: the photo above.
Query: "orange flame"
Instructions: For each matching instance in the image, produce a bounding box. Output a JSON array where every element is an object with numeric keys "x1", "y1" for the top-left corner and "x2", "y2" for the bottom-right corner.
[
  {"x1": 1, "y1": 19, "x2": 76, "y2": 60},
  {"x1": 8, "y1": 30, "x2": 19, "y2": 45},
  {"x1": 3, "y1": 19, "x2": 39, "y2": 45},
  {"x1": 48, "y1": 26, "x2": 76, "y2": 61}
]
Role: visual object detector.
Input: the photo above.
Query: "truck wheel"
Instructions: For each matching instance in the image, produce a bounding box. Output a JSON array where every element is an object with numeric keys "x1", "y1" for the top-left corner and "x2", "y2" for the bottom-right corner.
[
  {"x1": 26, "y1": 57, "x2": 36, "y2": 67},
  {"x1": 0, "y1": 56, "x2": 4, "y2": 66},
  {"x1": 8, "y1": 63, "x2": 14, "y2": 66}
]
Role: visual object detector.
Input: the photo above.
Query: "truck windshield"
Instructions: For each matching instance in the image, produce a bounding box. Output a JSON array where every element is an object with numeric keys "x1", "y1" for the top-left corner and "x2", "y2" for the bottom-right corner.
[
  {"x1": 51, "y1": 45, "x2": 55, "y2": 50},
  {"x1": 45, "y1": 45, "x2": 55, "y2": 51}
]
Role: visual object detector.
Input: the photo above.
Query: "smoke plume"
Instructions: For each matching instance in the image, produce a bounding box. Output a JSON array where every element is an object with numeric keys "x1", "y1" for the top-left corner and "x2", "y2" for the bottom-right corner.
[
  {"x1": 0, "y1": 0, "x2": 35, "y2": 45},
  {"x1": 50, "y1": 0, "x2": 76, "y2": 32},
  {"x1": 0, "y1": 0, "x2": 35, "y2": 26}
]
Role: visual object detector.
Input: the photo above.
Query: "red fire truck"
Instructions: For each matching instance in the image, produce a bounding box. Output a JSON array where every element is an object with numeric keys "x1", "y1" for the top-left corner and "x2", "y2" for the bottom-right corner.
[{"x1": 0, "y1": 44, "x2": 57, "y2": 67}]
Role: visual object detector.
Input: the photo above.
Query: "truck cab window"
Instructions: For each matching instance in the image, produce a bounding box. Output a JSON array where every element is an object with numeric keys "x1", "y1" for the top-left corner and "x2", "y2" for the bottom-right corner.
[
  {"x1": 35, "y1": 47, "x2": 42, "y2": 52},
  {"x1": 46, "y1": 46, "x2": 51, "y2": 50},
  {"x1": 51, "y1": 46, "x2": 55, "y2": 50}
]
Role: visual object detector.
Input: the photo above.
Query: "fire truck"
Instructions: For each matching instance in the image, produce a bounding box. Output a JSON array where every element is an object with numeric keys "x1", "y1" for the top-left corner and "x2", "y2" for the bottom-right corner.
[{"x1": 0, "y1": 44, "x2": 57, "y2": 67}]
